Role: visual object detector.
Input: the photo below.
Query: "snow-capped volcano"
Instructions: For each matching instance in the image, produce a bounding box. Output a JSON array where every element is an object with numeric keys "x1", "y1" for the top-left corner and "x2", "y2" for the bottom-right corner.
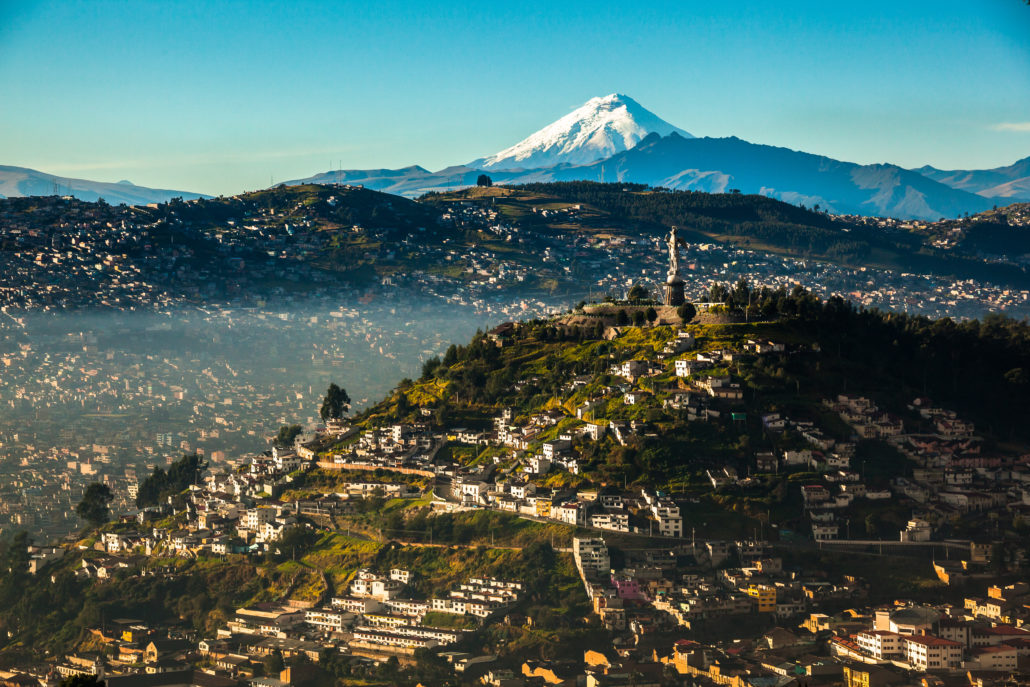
[{"x1": 471, "y1": 93, "x2": 692, "y2": 170}]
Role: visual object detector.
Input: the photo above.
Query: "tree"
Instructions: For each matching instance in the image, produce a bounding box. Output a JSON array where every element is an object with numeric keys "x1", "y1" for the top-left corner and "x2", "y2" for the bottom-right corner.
[
  {"x1": 76, "y1": 483, "x2": 114, "y2": 528},
  {"x1": 268, "y1": 527, "x2": 319, "y2": 563},
  {"x1": 319, "y1": 383, "x2": 351, "y2": 422},
  {"x1": 709, "y1": 283, "x2": 730, "y2": 303},
  {"x1": 442, "y1": 344, "x2": 459, "y2": 367},
  {"x1": 476, "y1": 174, "x2": 492, "y2": 187},
  {"x1": 1004, "y1": 367, "x2": 1028, "y2": 387},
  {"x1": 1, "y1": 531, "x2": 30, "y2": 579},
  {"x1": 421, "y1": 356, "x2": 441, "y2": 379},
  {"x1": 645, "y1": 307, "x2": 658, "y2": 324},
  {"x1": 632, "y1": 310, "x2": 646, "y2": 326},
  {"x1": 616, "y1": 309, "x2": 630, "y2": 326},
  {"x1": 677, "y1": 302, "x2": 696, "y2": 322},
  {"x1": 394, "y1": 391, "x2": 410, "y2": 418},
  {"x1": 262, "y1": 651, "x2": 284, "y2": 676},
  {"x1": 274, "y1": 424, "x2": 302, "y2": 447},
  {"x1": 60, "y1": 677, "x2": 105, "y2": 687},
  {"x1": 627, "y1": 283, "x2": 648, "y2": 302}
]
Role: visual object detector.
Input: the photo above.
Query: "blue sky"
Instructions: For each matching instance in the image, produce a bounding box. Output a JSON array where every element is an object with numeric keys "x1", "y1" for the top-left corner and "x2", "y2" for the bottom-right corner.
[{"x1": 1, "y1": 0, "x2": 1028, "y2": 196}]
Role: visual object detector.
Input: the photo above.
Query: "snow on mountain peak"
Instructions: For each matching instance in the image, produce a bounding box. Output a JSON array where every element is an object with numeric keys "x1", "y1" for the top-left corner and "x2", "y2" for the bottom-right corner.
[{"x1": 473, "y1": 93, "x2": 693, "y2": 171}]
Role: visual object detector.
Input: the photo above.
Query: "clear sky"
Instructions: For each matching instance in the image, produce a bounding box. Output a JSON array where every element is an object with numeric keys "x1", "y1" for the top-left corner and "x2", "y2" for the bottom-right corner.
[{"x1": 1, "y1": 0, "x2": 1028, "y2": 196}]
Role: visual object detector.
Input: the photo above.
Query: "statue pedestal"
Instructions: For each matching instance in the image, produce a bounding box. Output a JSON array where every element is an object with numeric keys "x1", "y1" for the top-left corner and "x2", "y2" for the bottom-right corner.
[{"x1": 664, "y1": 278, "x2": 685, "y2": 306}]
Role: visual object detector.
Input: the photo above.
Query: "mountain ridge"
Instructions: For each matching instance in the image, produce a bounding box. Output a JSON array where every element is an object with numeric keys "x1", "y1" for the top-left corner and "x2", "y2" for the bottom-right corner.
[
  {"x1": 552, "y1": 132, "x2": 996, "y2": 220},
  {"x1": 285, "y1": 94, "x2": 1008, "y2": 220},
  {"x1": 0, "y1": 165, "x2": 210, "y2": 205},
  {"x1": 287, "y1": 132, "x2": 998, "y2": 221},
  {"x1": 913, "y1": 156, "x2": 1030, "y2": 201}
]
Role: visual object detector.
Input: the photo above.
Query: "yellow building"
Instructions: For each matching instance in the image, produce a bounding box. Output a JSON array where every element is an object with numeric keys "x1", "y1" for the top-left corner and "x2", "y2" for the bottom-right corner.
[
  {"x1": 747, "y1": 584, "x2": 777, "y2": 613},
  {"x1": 535, "y1": 498, "x2": 552, "y2": 518},
  {"x1": 843, "y1": 663, "x2": 897, "y2": 687}
]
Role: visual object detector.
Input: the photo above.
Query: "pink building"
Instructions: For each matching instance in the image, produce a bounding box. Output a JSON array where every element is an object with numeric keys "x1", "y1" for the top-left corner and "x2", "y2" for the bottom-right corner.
[{"x1": 611, "y1": 574, "x2": 645, "y2": 601}]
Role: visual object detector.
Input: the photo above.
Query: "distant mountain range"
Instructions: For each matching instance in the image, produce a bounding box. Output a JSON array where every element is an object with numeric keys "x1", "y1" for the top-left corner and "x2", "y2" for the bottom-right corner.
[
  {"x1": 551, "y1": 132, "x2": 999, "y2": 220},
  {"x1": 285, "y1": 94, "x2": 1025, "y2": 221},
  {"x1": 912, "y1": 157, "x2": 1030, "y2": 201},
  {"x1": 0, "y1": 165, "x2": 209, "y2": 205},
  {"x1": 289, "y1": 136, "x2": 1001, "y2": 220},
  {"x1": 4, "y1": 95, "x2": 1026, "y2": 220}
]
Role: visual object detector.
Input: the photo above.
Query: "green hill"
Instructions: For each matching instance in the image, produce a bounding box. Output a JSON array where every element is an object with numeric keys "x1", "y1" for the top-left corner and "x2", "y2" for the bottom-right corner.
[{"x1": 353, "y1": 283, "x2": 1030, "y2": 453}]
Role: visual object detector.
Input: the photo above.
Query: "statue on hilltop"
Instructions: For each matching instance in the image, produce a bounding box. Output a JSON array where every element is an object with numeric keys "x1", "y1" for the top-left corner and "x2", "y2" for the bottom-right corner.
[
  {"x1": 666, "y1": 226, "x2": 681, "y2": 282},
  {"x1": 663, "y1": 226, "x2": 686, "y2": 306}
]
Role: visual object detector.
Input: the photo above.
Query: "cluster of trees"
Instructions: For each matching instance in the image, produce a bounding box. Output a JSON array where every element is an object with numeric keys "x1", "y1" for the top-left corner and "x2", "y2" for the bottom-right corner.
[
  {"x1": 419, "y1": 335, "x2": 505, "y2": 406},
  {"x1": 0, "y1": 533, "x2": 31, "y2": 614},
  {"x1": 703, "y1": 278, "x2": 818, "y2": 320},
  {"x1": 803, "y1": 301, "x2": 1030, "y2": 441},
  {"x1": 958, "y1": 219, "x2": 1030, "y2": 257},
  {"x1": 379, "y1": 508, "x2": 524, "y2": 546},
  {"x1": 60, "y1": 677, "x2": 104, "y2": 687},
  {"x1": 705, "y1": 280, "x2": 1030, "y2": 440},
  {"x1": 264, "y1": 526, "x2": 320, "y2": 564},
  {"x1": 273, "y1": 424, "x2": 302, "y2": 448},
  {"x1": 610, "y1": 307, "x2": 658, "y2": 326},
  {"x1": 0, "y1": 531, "x2": 91, "y2": 657},
  {"x1": 135, "y1": 453, "x2": 206, "y2": 508}
]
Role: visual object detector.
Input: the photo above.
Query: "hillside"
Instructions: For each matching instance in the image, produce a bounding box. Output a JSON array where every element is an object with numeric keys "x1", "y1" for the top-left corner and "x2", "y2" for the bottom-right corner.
[
  {"x1": 348, "y1": 285, "x2": 1030, "y2": 479},
  {"x1": 7, "y1": 180, "x2": 1030, "y2": 319},
  {"x1": 303, "y1": 284, "x2": 1030, "y2": 558},
  {"x1": 504, "y1": 182, "x2": 1030, "y2": 287},
  {"x1": 2, "y1": 287, "x2": 1029, "y2": 678},
  {"x1": 4, "y1": 182, "x2": 1030, "y2": 315},
  {"x1": 896, "y1": 201, "x2": 1030, "y2": 260},
  {"x1": 0, "y1": 185, "x2": 474, "y2": 309}
]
